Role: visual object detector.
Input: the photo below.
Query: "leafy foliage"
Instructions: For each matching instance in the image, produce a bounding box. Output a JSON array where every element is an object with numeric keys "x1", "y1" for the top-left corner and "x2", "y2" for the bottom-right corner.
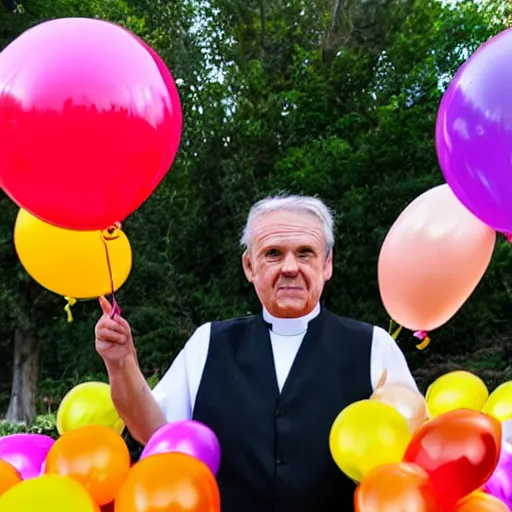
[
  {"x1": 0, "y1": 0, "x2": 511, "y2": 416},
  {"x1": 0, "y1": 414, "x2": 58, "y2": 438}
]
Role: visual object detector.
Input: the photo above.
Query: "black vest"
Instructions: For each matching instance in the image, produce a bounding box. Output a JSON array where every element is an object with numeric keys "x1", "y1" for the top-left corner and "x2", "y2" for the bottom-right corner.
[{"x1": 192, "y1": 308, "x2": 373, "y2": 512}]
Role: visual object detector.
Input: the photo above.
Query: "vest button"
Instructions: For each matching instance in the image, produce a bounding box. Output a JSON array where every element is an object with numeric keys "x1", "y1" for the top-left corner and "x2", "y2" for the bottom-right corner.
[
  {"x1": 276, "y1": 455, "x2": 285, "y2": 465},
  {"x1": 276, "y1": 408, "x2": 284, "y2": 417}
]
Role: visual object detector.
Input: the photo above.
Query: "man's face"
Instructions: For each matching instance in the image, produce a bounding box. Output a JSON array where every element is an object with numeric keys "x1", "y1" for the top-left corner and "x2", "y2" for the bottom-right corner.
[{"x1": 242, "y1": 210, "x2": 333, "y2": 318}]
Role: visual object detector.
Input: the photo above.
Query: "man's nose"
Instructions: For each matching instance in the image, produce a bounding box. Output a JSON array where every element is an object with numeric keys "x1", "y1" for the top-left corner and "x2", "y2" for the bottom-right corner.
[{"x1": 281, "y1": 252, "x2": 299, "y2": 275}]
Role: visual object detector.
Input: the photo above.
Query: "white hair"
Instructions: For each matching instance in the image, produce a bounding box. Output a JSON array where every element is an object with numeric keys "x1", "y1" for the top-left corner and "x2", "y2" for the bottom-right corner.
[{"x1": 240, "y1": 194, "x2": 335, "y2": 256}]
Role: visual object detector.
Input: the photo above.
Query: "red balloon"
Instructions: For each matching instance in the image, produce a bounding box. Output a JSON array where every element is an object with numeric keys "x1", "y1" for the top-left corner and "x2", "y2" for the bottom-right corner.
[
  {"x1": 0, "y1": 17, "x2": 182, "y2": 230},
  {"x1": 403, "y1": 409, "x2": 501, "y2": 512}
]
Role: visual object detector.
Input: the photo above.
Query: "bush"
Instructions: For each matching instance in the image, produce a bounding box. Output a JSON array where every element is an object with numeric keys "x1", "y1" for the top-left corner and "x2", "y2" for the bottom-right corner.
[{"x1": 0, "y1": 414, "x2": 58, "y2": 438}]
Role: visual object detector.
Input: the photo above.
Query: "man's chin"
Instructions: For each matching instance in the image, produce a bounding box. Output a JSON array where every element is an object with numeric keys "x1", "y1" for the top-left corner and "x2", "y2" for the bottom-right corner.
[{"x1": 273, "y1": 299, "x2": 309, "y2": 318}]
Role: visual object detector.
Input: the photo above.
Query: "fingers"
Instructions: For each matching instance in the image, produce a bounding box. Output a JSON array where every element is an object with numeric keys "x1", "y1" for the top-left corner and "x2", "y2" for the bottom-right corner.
[
  {"x1": 96, "y1": 327, "x2": 127, "y2": 345},
  {"x1": 114, "y1": 315, "x2": 131, "y2": 331},
  {"x1": 95, "y1": 298, "x2": 134, "y2": 354},
  {"x1": 96, "y1": 339, "x2": 114, "y2": 352},
  {"x1": 97, "y1": 317, "x2": 124, "y2": 333},
  {"x1": 95, "y1": 316, "x2": 131, "y2": 344},
  {"x1": 99, "y1": 296, "x2": 112, "y2": 315}
]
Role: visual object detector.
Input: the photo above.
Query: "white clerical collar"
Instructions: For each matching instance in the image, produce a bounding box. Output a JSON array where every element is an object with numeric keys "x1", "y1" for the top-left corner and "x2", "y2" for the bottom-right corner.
[{"x1": 262, "y1": 303, "x2": 321, "y2": 336}]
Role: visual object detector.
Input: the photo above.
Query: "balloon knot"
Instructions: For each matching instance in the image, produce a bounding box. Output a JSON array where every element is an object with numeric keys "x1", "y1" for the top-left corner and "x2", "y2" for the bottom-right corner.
[
  {"x1": 413, "y1": 330, "x2": 431, "y2": 350},
  {"x1": 101, "y1": 222, "x2": 122, "y2": 241},
  {"x1": 64, "y1": 297, "x2": 77, "y2": 323},
  {"x1": 505, "y1": 233, "x2": 512, "y2": 243}
]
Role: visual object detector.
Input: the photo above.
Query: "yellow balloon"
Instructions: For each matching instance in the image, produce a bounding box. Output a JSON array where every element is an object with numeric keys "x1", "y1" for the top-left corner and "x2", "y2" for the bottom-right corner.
[
  {"x1": 57, "y1": 382, "x2": 125, "y2": 436},
  {"x1": 0, "y1": 474, "x2": 97, "y2": 512},
  {"x1": 425, "y1": 370, "x2": 488, "y2": 418},
  {"x1": 329, "y1": 399, "x2": 411, "y2": 482},
  {"x1": 14, "y1": 208, "x2": 132, "y2": 299},
  {"x1": 482, "y1": 381, "x2": 512, "y2": 421}
]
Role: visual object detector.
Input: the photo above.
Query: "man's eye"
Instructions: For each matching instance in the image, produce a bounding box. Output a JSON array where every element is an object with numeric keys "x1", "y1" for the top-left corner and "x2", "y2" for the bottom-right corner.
[
  {"x1": 299, "y1": 249, "x2": 313, "y2": 257},
  {"x1": 266, "y1": 249, "x2": 280, "y2": 257}
]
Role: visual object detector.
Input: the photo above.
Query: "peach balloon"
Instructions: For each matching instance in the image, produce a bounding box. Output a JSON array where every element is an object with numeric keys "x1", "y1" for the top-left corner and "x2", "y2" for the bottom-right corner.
[
  {"x1": 378, "y1": 184, "x2": 495, "y2": 331},
  {"x1": 371, "y1": 383, "x2": 428, "y2": 433}
]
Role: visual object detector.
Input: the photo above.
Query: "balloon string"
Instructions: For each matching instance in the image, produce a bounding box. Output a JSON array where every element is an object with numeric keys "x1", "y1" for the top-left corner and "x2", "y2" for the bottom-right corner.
[
  {"x1": 64, "y1": 296, "x2": 77, "y2": 323},
  {"x1": 101, "y1": 228, "x2": 121, "y2": 319},
  {"x1": 414, "y1": 330, "x2": 431, "y2": 350},
  {"x1": 388, "y1": 319, "x2": 403, "y2": 340}
]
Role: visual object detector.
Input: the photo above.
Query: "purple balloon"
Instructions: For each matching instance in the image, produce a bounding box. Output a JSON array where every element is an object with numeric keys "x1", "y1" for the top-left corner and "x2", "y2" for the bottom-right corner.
[
  {"x1": 484, "y1": 419, "x2": 512, "y2": 508},
  {"x1": 436, "y1": 27, "x2": 512, "y2": 233},
  {"x1": 0, "y1": 433, "x2": 54, "y2": 479},
  {"x1": 141, "y1": 420, "x2": 221, "y2": 474}
]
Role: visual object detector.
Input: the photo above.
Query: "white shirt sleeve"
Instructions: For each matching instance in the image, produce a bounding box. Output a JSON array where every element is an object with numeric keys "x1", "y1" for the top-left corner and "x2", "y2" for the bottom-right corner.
[
  {"x1": 370, "y1": 326, "x2": 419, "y2": 392},
  {"x1": 151, "y1": 322, "x2": 211, "y2": 422}
]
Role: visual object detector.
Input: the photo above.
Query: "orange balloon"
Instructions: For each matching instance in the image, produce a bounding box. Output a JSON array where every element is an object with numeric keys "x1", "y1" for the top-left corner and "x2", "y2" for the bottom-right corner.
[
  {"x1": 453, "y1": 492, "x2": 509, "y2": 511},
  {"x1": 355, "y1": 462, "x2": 439, "y2": 512},
  {"x1": 0, "y1": 459, "x2": 21, "y2": 497},
  {"x1": 45, "y1": 425, "x2": 130, "y2": 506},
  {"x1": 371, "y1": 383, "x2": 428, "y2": 433},
  {"x1": 114, "y1": 452, "x2": 220, "y2": 512},
  {"x1": 378, "y1": 184, "x2": 495, "y2": 331}
]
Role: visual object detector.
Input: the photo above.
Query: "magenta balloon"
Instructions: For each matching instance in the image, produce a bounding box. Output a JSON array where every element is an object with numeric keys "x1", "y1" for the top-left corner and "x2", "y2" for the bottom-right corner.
[
  {"x1": 484, "y1": 419, "x2": 512, "y2": 508},
  {"x1": 436, "y1": 27, "x2": 512, "y2": 232},
  {"x1": 0, "y1": 433, "x2": 54, "y2": 479},
  {"x1": 141, "y1": 420, "x2": 221, "y2": 474},
  {"x1": 485, "y1": 442, "x2": 512, "y2": 507}
]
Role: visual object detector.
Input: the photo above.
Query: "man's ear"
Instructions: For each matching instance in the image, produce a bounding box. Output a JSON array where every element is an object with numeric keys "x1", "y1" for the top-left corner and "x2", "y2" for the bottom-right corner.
[
  {"x1": 242, "y1": 250, "x2": 253, "y2": 282},
  {"x1": 323, "y1": 250, "x2": 333, "y2": 281}
]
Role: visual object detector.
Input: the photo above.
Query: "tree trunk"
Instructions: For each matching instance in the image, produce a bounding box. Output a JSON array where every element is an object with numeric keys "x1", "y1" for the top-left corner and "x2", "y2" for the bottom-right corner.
[{"x1": 6, "y1": 326, "x2": 39, "y2": 424}]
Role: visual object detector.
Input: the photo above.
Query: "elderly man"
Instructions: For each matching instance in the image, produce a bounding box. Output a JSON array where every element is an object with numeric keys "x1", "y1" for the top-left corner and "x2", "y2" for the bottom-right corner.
[{"x1": 95, "y1": 194, "x2": 417, "y2": 512}]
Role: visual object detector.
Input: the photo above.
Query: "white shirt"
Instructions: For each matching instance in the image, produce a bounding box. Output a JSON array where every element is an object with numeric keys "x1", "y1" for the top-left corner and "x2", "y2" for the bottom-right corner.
[{"x1": 152, "y1": 304, "x2": 418, "y2": 422}]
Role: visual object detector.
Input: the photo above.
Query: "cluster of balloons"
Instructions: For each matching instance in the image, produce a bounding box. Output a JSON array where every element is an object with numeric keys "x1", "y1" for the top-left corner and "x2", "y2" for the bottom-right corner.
[
  {"x1": 0, "y1": 383, "x2": 221, "y2": 512},
  {"x1": 426, "y1": 371, "x2": 512, "y2": 509},
  {"x1": 0, "y1": 16, "x2": 182, "y2": 317},
  {"x1": 378, "y1": 26, "x2": 512, "y2": 341},
  {"x1": 329, "y1": 370, "x2": 512, "y2": 511},
  {"x1": 0, "y1": 382, "x2": 124, "y2": 485}
]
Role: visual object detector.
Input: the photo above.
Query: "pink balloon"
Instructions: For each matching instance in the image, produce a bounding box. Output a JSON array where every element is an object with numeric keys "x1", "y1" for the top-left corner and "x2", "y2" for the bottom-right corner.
[
  {"x1": 0, "y1": 433, "x2": 54, "y2": 479},
  {"x1": 141, "y1": 420, "x2": 221, "y2": 475},
  {"x1": 0, "y1": 17, "x2": 182, "y2": 230}
]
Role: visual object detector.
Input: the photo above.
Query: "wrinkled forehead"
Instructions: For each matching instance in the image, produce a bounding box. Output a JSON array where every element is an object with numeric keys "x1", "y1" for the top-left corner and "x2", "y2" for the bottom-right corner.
[{"x1": 251, "y1": 211, "x2": 326, "y2": 249}]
